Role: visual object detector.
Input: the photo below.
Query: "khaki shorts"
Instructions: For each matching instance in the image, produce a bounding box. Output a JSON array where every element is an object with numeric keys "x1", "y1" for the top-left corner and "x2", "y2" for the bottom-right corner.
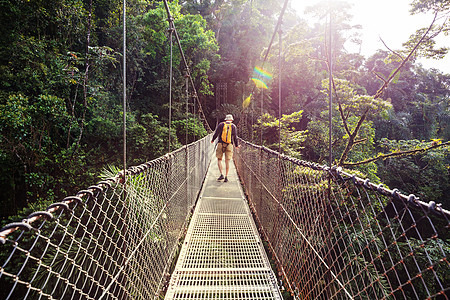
[{"x1": 216, "y1": 143, "x2": 234, "y2": 160}]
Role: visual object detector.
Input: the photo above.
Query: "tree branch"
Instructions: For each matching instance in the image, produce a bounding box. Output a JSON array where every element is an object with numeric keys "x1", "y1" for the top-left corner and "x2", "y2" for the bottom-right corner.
[
  {"x1": 338, "y1": 102, "x2": 351, "y2": 136},
  {"x1": 379, "y1": 37, "x2": 404, "y2": 61},
  {"x1": 338, "y1": 108, "x2": 369, "y2": 166},
  {"x1": 371, "y1": 70, "x2": 387, "y2": 84},
  {"x1": 342, "y1": 141, "x2": 450, "y2": 167},
  {"x1": 354, "y1": 138, "x2": 368, "y2": 146},
  {"x1": 374, "y1": 12, "x2": 438, "y2": 99}
]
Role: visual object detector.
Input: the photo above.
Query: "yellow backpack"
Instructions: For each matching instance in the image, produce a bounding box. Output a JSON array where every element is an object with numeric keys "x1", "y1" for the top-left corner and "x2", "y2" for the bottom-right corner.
[{"x1": 221, "y1": 122, "x2": 232, "y2": 144}]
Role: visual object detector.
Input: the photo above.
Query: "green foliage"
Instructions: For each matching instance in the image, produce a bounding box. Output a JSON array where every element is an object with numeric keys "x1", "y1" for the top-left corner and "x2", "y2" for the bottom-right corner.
[
  {"x1": 403, "y1": 0, "x2": 450, "y2": 59},
  {"x1": 172, "y1": 117, "x2": 208, "y2": 145},
  {"x1": 139, "y1": 0, "x2": 219, "y2": 113},
  {"x1": 0, "y1": 0, "x2": 219, "y2": 219},
  {"x1": 377, "y1": 139, "x2": 450, "y2": 207},
  {"x1": 0, "y1": 94, "x2": 95, "y2": 217},
  {"x1": 253, "y1": 111, "x2": 307, "y2": 159},
  {"x1": 127, "y1": 113, "x2": 181, "y2": 165},
  {"x1": 303, "y1": 79, "x2": 390, "y2": 180}
]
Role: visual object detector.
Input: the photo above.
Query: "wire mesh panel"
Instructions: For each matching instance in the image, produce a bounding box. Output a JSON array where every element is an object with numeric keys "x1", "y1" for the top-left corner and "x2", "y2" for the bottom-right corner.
[
  {"x1": 165, "y1": 161, "x2": 282, "y2": 299},
  {"x1": 0, "y1": 135, "x2": 214, "y2": 300},
  {"x1": 234, "y1": 139, "x2": 449, "y2": 300}
]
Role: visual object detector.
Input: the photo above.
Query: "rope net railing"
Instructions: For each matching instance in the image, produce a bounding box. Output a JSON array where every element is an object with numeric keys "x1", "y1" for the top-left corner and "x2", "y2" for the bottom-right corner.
[
  {"x1": 234, "y1": 139, "x2": 449, "y2": 300},
  {"x1": 0, "y1": 134, "x2": 214, "y2": 300}
]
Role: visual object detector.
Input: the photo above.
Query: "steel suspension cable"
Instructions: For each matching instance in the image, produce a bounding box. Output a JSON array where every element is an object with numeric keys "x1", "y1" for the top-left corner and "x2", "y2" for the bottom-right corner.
[
  {"x1": 260, "y1": 0, "x2": 289, "y2": 71},
  {"x1": 328, "y1": 9, "x2": 333, "y2": 168},
  {"x1": 123, "y1": 0, "x2": 127, "y2": 178},
  {"x1": 254, "y1": 0, "x2": 289, "y2": 146},
  {"x1": 168, "y1": 18, "x2": 174, "y2": 152},
  {"x1": 185, "y1": 73, "x2": 189, "y2": 144},
  {"x1": 162, "y1": 0, "x2": 212, "y2": 133},
  {"x1": 278, "y1": 24, "x2": 282, "y2": 154}
]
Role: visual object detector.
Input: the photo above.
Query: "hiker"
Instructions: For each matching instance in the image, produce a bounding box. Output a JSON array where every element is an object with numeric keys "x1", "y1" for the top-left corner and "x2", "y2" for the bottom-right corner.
[{"x1": 211, "y1": 114, "x2": 240, "y2": 182}]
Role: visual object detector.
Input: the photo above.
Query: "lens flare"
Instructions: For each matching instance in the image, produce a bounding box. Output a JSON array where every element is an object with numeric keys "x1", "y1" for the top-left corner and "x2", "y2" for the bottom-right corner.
[
  {"x1": 243, "y1": 94, "x2": 252, "y2": 108},
  {"x1": 251, "y1": 78, "x2": 268, "y2": 89},
  {"x1": 253, "y1": 66, "x2": 273, "y2": 80}
]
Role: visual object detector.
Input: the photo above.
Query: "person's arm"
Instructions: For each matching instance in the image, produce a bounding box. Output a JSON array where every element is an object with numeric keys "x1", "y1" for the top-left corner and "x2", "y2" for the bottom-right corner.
[{"x1": 211, "y1": 122, "x2": 223, "y2": 143}]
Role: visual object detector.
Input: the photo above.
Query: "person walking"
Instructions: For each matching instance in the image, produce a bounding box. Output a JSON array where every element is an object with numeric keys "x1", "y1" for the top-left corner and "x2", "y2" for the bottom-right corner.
[{"x1": 211, "y1": 114, "x2": 240, "y2": 182}]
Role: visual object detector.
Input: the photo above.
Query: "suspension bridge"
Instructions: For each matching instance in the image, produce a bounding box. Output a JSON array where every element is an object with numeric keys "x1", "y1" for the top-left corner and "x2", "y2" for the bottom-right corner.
[
  {"x1": 1, "y1": 0, "x2": 449, "y2": 299},
  {"x1": 0, "y1": 136, "x2": 449, "y2": 299}
]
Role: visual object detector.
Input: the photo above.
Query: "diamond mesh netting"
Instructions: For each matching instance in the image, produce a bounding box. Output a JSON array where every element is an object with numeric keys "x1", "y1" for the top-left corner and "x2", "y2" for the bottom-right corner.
[
  {"x1": 164, "y1": 153, "x2": 282, "y2": 299},
  {"x1": 0, "y1": 135, "x2": 214, "y2": 300},
  {"x1": 234, "y1": 139, "x2": 449, "y2": 300}
]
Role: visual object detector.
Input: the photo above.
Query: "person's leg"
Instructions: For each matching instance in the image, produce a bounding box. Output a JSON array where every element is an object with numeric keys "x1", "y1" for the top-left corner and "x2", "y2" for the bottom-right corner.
[
  {"x1": 216, "y1": 144, "x2": 225, "y2": 180},
  {"x1": 225, "y1": 158, "x2": 230, "y2": 178},
  {"x1": 223, "y1": 144, "x2": 234, "y2": 182},
  {"x1": 218, "y1": 158, "x2": 224, "y2": 177}
]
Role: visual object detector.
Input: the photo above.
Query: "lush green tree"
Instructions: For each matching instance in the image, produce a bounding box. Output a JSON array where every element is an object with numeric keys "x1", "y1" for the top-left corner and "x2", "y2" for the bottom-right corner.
[
  {"x1": 172, "y1": 116, "x2": 208, "y2": 145},
  {"x1": 377, "y1": 139, "x2": 450, "y2": 207},
  {"x1": 128, "y1": 0, "x2": 219, "y2": 120},
  {"x1": 0, "y1": 94, "x2": 97, "y2": 216},
  {"x1": 253, "y1": 111, "x2": 307, "y2": 158}
]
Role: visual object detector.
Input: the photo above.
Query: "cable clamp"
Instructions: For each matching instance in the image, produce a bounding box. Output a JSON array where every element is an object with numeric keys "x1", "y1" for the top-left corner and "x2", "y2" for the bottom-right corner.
[
  {"x1": 428, "y1": 201, "x2": 436, "y2": 212},
  {"x1": 391, "y1": 188, "x2": 400, "y2": 199},
  {"x1": 377, "y1": 183, "x2": 384, "y2": 193},
  {"x1": 407, "y1": 194, "x2": 418, "y2": 206}
]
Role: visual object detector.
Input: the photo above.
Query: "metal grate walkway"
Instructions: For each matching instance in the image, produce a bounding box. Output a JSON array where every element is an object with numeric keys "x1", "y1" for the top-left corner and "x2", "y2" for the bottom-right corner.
[{"x1": 165, "y1": 156, "x2": 282, "y2": 299}]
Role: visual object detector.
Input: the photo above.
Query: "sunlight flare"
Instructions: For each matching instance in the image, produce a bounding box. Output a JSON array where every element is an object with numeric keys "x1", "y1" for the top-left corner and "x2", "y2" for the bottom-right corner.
[{"x1": 251, "y1": 78, "x2": 268, "y2": 89}]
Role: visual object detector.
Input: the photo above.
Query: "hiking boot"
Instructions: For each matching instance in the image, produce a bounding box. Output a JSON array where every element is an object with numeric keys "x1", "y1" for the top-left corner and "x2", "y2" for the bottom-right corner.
[
  {"x1": 217, "y1": 174, "x2": 225, "y2": 180},
  {"x1": 224, "y1": 177, "x2": 228, "y2": 182}
]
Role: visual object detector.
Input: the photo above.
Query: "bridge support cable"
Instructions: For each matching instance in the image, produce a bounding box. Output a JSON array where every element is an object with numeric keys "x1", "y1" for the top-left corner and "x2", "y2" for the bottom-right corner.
[
  {"x1": 325, "y1": 8, "x2": 335, "y2": 299},
  {"x1": 122, "y1": 0, "x2": 127, "y2": 178},
  {"x1": 0, "y1": 136, "x2": 215, "y2": 299},
  {"x1": 185, "y1": 72, "x2": 189, "y2": 145},
  {"x1": 167, "y1": 17, "x2": 174, "y2": 153},
  {"x1": 234, "y1": 139, "x2": 450, "y2": 300},
  {"x1": 328, "y1": 11, "x2": 333, "y2": 169},
  {"x1": 278, "y1": 24, "x2": 282, "y2": 155}
]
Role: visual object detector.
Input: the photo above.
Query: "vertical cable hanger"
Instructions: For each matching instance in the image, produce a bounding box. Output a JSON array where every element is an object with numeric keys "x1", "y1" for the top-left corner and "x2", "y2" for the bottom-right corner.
[
  {"x1": 168, "y1": 17, "x2": 174, "y2": 153},
  {"x1": 278, "y1": 23, "x2": 282, "y2": 155},
  {"x1": 122, "y1": 0, "x2": 127, "y2": 180},
  {"x1": 326, "y1": 8, "x2": 334, "y2": 298},
  {"x1": 328, "y1": 7, "x2": 333, "y2": 168},
  {"x1": 260, "y1": 89, "x2": 263, "y2": 147},
  {"x1": 185, "y1": 72, "x2": 189, "y2": 145}
]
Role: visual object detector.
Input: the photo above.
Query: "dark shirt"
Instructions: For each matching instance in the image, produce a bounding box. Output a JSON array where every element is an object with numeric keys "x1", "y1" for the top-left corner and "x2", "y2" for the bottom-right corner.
[{"x1": 211, "y1": 121, "x2": 239, "y2": 146}]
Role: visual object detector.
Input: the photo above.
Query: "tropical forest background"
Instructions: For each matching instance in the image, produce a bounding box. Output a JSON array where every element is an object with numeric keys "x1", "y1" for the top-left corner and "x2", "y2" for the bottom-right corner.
[{"x1": 0, "y1": 0, "x2": 449, "y2": 221}]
